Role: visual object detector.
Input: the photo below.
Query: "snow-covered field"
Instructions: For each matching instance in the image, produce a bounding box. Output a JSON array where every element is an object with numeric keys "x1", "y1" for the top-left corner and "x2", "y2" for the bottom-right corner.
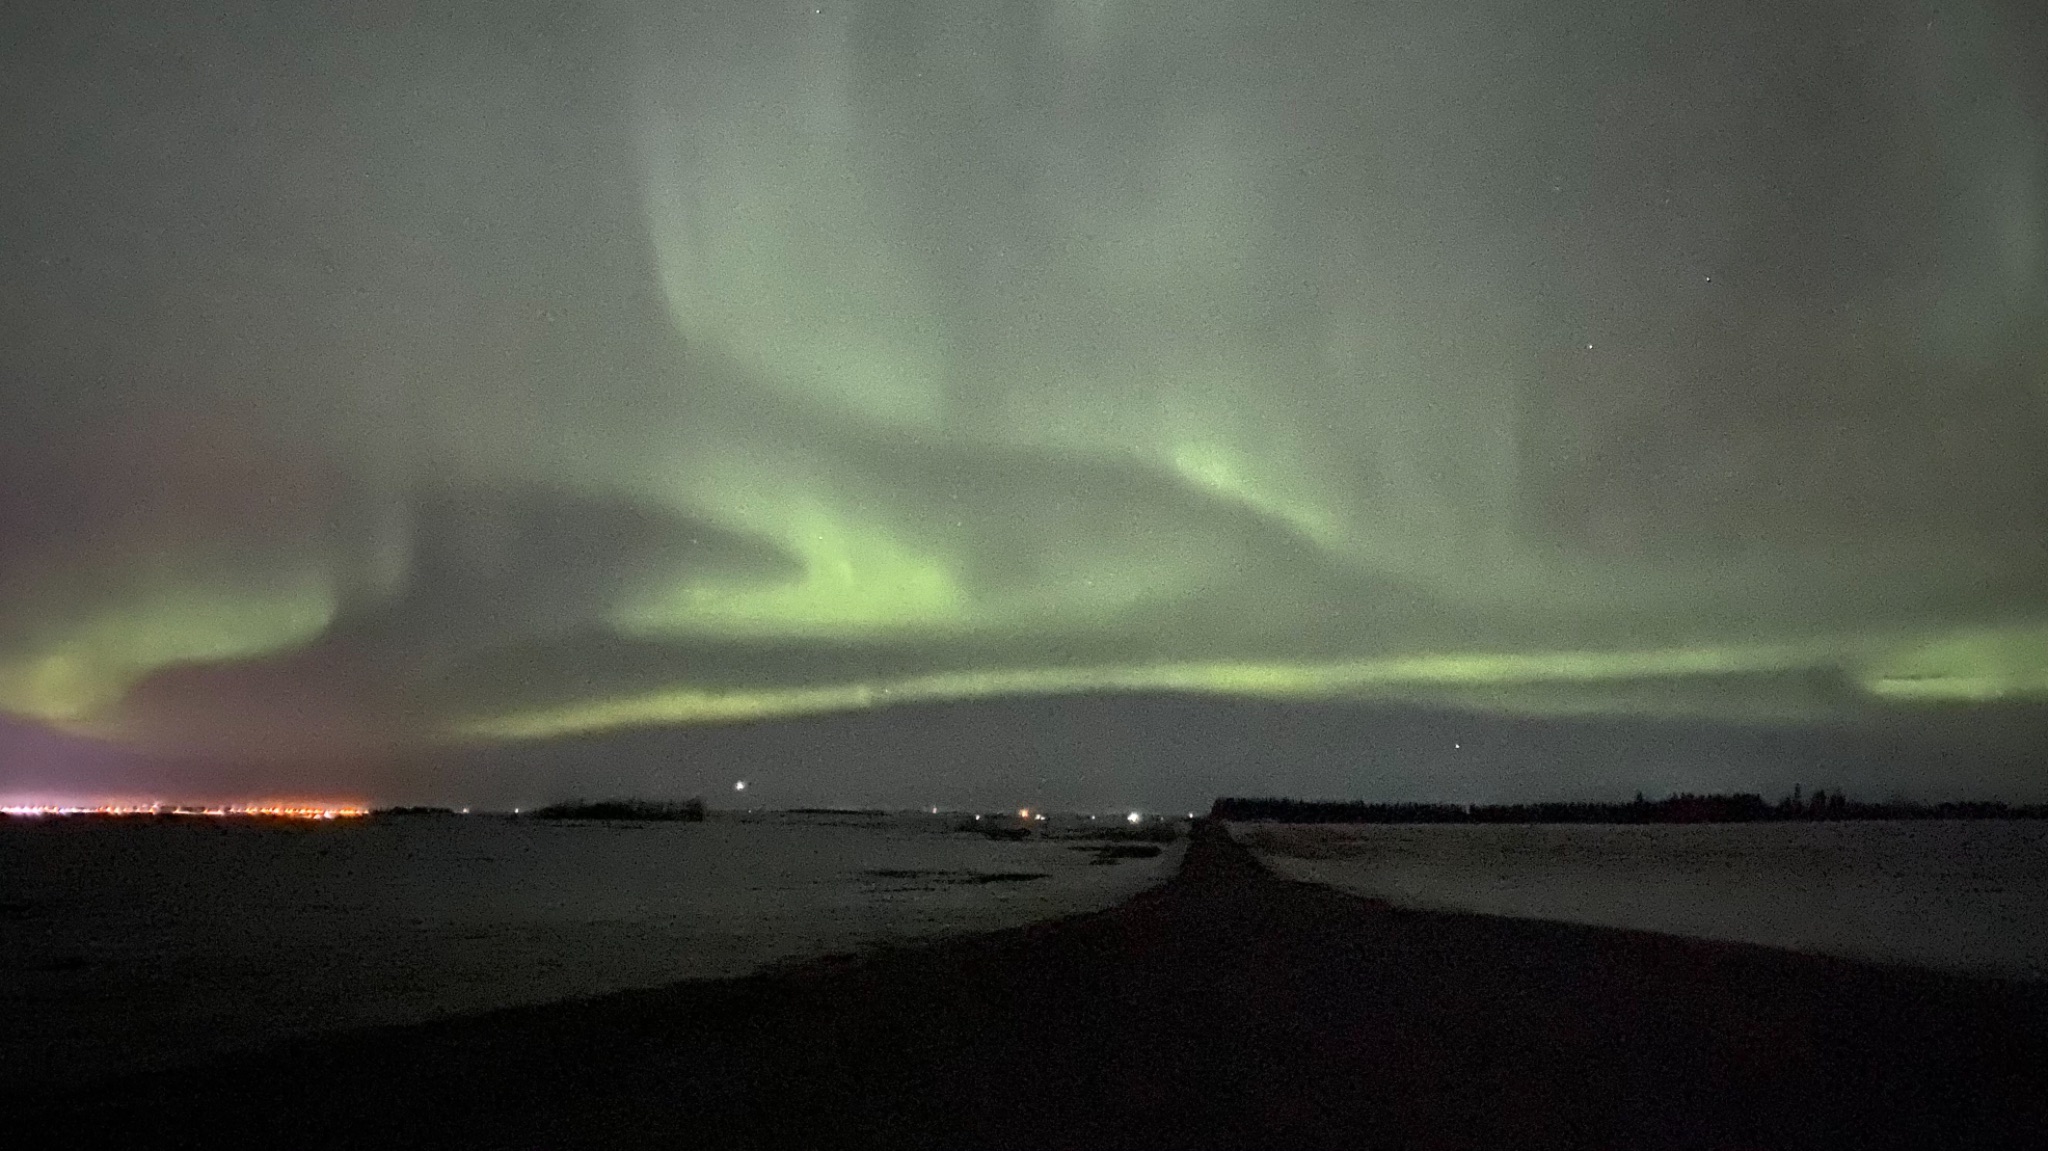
[
  {"x1": 1236, "y1": 820, "x2": 2048, "y2": 980},
  {"x1": 1, "y1": 812, "x2": 1181, "y2": 1086}
]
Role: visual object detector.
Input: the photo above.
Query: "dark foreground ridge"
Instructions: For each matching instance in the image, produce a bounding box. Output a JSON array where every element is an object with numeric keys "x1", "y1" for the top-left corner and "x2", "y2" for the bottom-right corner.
[{"x1": 18, "y1": 823, "x2": 2047, "y2": 1149}]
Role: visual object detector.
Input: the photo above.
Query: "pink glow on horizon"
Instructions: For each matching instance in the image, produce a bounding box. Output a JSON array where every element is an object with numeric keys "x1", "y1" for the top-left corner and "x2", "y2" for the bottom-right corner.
[{"x1": 0, "y1": 800, "x2": 369, "y2": 820}]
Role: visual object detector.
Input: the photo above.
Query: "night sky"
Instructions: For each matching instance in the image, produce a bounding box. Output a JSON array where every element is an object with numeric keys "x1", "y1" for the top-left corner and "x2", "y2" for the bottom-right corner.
[{"x1": 2, "y1": 2, "x2": 2044, "y2": 802}]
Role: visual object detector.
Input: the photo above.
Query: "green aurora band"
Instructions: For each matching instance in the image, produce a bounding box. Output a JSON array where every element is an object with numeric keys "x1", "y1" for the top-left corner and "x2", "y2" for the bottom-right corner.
[{"x1": 0, "y1": 1, "x2": 2044, "y2": 757}]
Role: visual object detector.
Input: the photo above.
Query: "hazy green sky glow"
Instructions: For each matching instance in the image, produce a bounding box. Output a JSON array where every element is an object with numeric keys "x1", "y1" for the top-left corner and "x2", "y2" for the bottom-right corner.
[{"x1": 1, "y1": 1, "x2": 2045, "y2": 770}]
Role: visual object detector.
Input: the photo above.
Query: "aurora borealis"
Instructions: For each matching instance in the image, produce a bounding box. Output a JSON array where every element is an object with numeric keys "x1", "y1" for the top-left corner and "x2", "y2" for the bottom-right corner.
[{"x1": 2, "y1": 1, "x2": 2045, "y2": 783}]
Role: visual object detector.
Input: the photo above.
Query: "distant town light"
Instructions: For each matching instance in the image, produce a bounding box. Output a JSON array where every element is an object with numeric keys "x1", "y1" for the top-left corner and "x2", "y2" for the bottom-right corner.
[
  {"x1": 1035, "y1": 814, "x2": 1046, "y2": 822},
  {"x1": 974, "y1": 814, "x2": 982, "y2": 821},
  {"x1": 460, "y1": 807, "x2": 470, "y2": 814},
  {"x1": 1127, "y1": 811, "x2": 1142, "y2": 824},
  {"x1": 0, "y1": 802, "x2": 366, "y2": 820},
  {"x1": 1018, "y1": 808, "x2": 1030, "y2": 820},
  {"x1": 734, "y1": 780, "x2": 747, "y2": 791}
]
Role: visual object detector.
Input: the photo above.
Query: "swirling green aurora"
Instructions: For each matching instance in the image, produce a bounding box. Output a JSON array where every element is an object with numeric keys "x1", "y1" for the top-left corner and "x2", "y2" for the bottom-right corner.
[{"x1": 2, "y1": 1, "x2": 2044, "y2": 763}]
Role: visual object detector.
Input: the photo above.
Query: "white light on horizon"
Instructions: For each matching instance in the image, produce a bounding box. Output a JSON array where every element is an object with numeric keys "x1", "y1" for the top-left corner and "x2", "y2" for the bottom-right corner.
[
  {"x1": 735, "y1": 780, "x2": 747, "y2": 791},
  {"x1": 1127, "y1": 811, "x2": 1142, "y2": 824}
]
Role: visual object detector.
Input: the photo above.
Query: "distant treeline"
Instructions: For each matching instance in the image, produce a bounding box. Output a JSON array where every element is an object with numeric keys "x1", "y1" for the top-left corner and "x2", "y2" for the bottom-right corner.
[
  {"x1": 1212, "y1": 791, "x2": 2048, "y2": 824},
  {"x1": 527, "y1": 798, "x2": 706, "y2": 822}
]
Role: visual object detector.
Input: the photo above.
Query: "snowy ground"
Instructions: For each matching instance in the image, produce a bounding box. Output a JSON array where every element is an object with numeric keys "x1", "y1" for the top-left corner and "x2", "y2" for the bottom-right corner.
[
  {"x1": 1, "y1": 812, "x2": 1181, "y2": 1087},
  {"x1": 1236, "y1": 820, "x2": 2048, "y2": 980}
]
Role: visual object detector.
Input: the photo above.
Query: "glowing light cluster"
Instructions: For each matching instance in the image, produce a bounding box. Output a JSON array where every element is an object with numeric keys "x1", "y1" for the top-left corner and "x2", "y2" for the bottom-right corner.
[{"x1": 0, "y1": 802, "x2": 368, "y2": 820}]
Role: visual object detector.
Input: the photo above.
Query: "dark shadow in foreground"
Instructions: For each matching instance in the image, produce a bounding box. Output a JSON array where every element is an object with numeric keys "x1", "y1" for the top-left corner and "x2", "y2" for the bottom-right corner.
[{"x1": 13, "y1": 822, "x2": 2046, "y2": 1150}]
